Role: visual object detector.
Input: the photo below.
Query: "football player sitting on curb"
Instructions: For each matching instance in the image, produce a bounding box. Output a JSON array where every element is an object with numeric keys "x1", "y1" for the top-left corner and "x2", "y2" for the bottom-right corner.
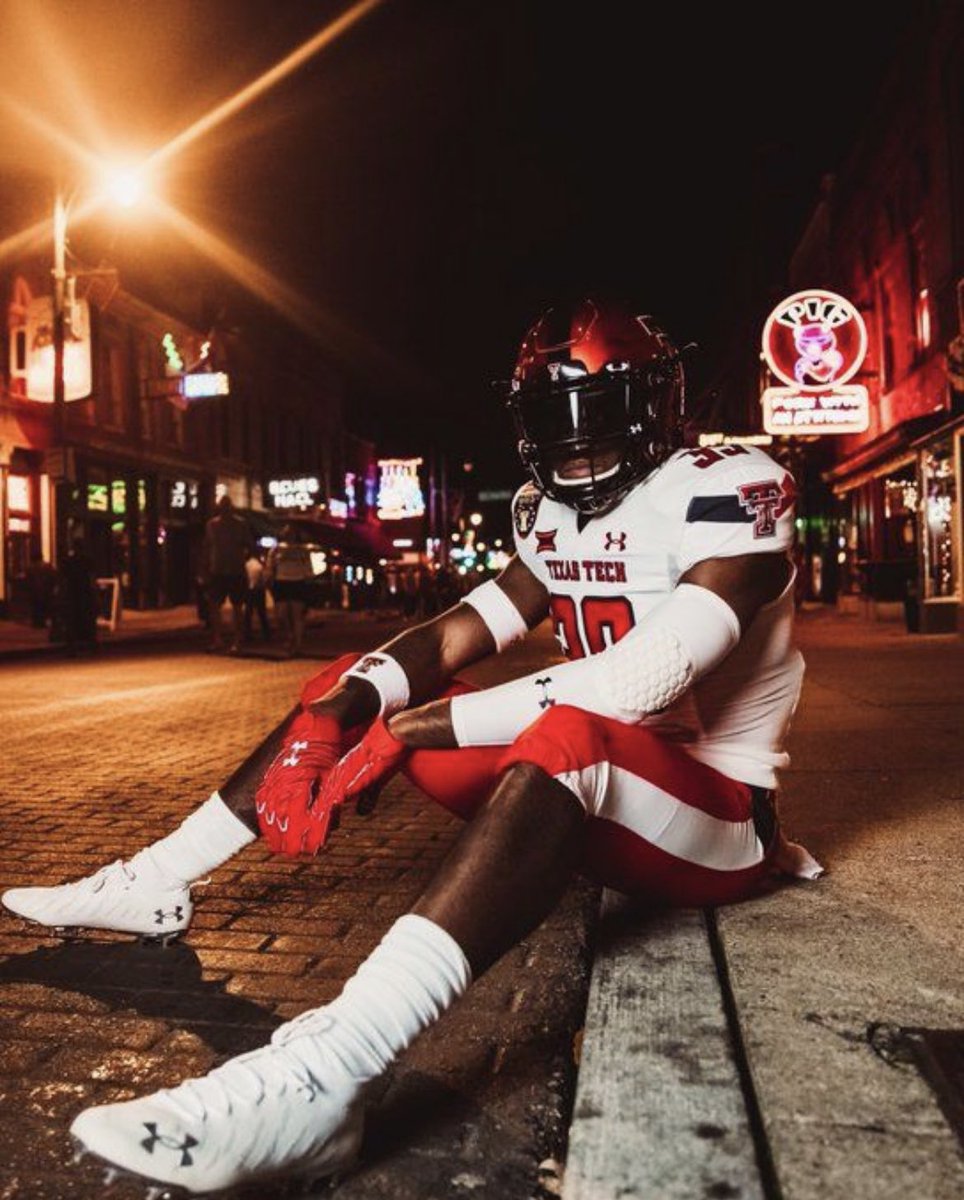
[{"x1": 3, "y1": 296, "x2": 822, "y2": 1194}]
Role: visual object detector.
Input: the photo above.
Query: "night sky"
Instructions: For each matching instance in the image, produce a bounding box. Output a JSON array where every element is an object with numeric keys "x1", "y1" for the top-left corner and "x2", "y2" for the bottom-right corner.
[{"x1": 0, "y1": 1, "x2": 922, "y2": 485}]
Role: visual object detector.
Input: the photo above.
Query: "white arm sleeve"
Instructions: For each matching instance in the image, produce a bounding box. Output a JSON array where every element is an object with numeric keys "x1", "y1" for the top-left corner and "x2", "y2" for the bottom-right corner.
[
  {"x1": 449, "y1": 583, "x2": 740, "y2": 747},
  {"x1": 460, "y1": 579, "x2": 529, "y2": 652}
]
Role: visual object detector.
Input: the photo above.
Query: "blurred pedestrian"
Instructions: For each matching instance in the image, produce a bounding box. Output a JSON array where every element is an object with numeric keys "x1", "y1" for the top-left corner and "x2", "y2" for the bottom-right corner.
[
  {"x1": 201, "y1": 494, "x2": 253, "y2": 653},
  {"x1": 401, "y1": 567, "x2": 418, "y2": 619},
  {"x1": 61, "y1": 536, "x2": 98, "y2": 655},
  {"x1": 243, "y1": 550, "x2": 271, "y2": 643},
  {"x1": 266, "y1": 524, "x2": 314, "y2": 657},
  {"x1": 26, "y1": 551, "x2": 57, "y2": 629}
]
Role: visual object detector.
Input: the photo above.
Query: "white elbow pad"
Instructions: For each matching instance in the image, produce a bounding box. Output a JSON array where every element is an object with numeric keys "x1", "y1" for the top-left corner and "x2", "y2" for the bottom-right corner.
[
  {"x1": 450, "y1": 583, "x2": 740, "y2": 747},
  {"x1": 593, "y1": 583, "x2": 740, "y2": 720},
  {"x1": 460, "y1": 580, "x2": 528, "y2": 652}
]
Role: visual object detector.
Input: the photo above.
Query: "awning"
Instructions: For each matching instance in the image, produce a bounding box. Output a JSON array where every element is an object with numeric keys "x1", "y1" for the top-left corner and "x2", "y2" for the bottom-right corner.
[
  {"x1": 822, "y1": 413, "x2": 947, "y2": 496},
  {"x1": 282, "y1": 515, "x2": 403, "y2": 562},
  {"x1": 238, "y1": 507, "x2": 282, "y2": 540}
]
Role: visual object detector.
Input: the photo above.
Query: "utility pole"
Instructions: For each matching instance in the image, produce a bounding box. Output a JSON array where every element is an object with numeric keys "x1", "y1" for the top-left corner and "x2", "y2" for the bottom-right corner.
[{"x1": 51, "y1": 186, "x2": 69, "y2": 571}]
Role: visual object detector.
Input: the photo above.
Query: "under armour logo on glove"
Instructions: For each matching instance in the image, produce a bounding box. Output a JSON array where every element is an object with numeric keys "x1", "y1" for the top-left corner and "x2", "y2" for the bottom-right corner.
[
  {"x1": 282, "y1": 740, "x2": 309, "y2": 767},
  {"x1": 535, "y1": 677, "x2": 555, "y2": 709},
  {"x1": 255, "y1": 711, "x2": 346, "y2": 856},
  {"x1": 604, "y1": 531, "x2": 627, "y2": 551},
  {"x1": 141, "y1": 1122, "x2": 199, "y2": 1167},
  {"x1": 154, "y1": 907, "x2": 184, "y2": 925}
]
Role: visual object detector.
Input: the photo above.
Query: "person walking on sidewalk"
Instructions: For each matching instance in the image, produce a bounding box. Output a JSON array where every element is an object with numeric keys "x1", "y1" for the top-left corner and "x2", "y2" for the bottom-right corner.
[
  {"x1": 3, "y1": 296, "x2": 822, "y2": 1195},
  {"x1": 265, "y1": 523, "x2": 315, "y2": 656},
  {"x1": 243, "y1": 549, "x2": 271, "y2": 643},
  {"x1": 200, "y1": 494, "x2": 253, "y2": 653}
]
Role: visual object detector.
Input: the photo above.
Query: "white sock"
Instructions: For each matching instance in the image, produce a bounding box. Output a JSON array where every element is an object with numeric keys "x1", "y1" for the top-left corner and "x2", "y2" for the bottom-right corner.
[
  {"x1": 275, "y1": 914, "x2": 472, "y2": 1081},
  {"x1": 130, "y1": 792, "x2": 255, "y2": 886}
]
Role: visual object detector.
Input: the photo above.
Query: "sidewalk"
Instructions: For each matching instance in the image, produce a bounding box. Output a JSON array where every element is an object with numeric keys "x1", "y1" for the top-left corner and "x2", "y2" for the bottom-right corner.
[
  {"x1": 0, "y1": 604, "x2": 204, "y2": 658},
  {"x1": 565, "y1": 605, "x2": 964, "y2": 1199},
  {"x1": 0, "y1": 603, "x2": 405, "y2": 661}
]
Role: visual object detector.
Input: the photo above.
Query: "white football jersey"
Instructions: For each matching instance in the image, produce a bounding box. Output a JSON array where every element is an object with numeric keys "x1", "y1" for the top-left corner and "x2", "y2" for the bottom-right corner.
[{"x1": 511, "y1": 444, "x2": 805, "y2": 789}]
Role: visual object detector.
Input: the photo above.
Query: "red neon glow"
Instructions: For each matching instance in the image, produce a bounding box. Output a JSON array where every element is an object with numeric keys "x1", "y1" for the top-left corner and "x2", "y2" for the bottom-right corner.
[{"x1": 762, "y1": 289, "x2": 867, "y2": 392}]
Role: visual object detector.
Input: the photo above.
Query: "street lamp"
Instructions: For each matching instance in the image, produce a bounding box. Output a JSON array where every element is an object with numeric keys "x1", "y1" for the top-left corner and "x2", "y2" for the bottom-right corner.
[{"x1": 50, "y1": 168, "x2": 147, "y2": 572}]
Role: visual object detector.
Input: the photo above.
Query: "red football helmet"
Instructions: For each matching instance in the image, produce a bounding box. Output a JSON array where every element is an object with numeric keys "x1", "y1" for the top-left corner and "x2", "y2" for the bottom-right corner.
[{"x1": 505, "y1": 297, "x2": 685, "y2": 514}]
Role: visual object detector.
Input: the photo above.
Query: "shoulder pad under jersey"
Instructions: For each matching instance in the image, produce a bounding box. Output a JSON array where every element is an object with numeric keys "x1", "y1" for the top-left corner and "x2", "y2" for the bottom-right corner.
[{"x1": 651, "y1": 446, "x2": 797, "y2": 571}]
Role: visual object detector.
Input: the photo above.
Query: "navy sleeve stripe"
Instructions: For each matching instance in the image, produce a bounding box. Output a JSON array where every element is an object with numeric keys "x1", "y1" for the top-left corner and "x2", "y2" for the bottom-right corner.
[{"x1": 685, "y1": 495, "x2": 753, "y2": 523}]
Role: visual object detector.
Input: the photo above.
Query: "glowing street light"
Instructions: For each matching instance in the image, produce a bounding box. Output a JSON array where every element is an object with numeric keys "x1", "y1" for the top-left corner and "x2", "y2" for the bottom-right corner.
[
  {"x1": 103, "y1": 165, "x2": 146, "y2": 209},
  {"x1": 469, "y1": 512, "x2": 483, "y2": 527}
]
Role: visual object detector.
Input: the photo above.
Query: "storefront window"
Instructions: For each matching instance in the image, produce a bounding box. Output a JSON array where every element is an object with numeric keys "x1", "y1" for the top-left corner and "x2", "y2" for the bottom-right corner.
[
  {"x1": 921, "y1": 438, "x2": 958, "y2": 598},
  {"x1": 881, "y1": 464, "x2": 919, "y2": 559}
]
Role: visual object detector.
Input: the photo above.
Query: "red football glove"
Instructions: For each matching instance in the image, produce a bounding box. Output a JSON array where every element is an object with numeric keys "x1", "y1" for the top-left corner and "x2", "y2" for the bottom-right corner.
[
  {"x1": 255, "y1": 711, "x2": 344, "y2": 855},
  {"x1": 312, "y1": 718, "x2": 410, "y2": 847}
]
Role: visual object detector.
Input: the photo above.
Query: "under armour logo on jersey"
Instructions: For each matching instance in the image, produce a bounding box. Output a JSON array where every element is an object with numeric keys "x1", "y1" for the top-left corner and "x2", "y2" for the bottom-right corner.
[
  {"x1": 154, "y1": 907, "x2": 184, "y2": 925},
  {"x1": 141, "y1": 1122, "x2": 199, "y2": 1166},
  {"x1": 535, "y1": 529, "x2": 557, "y2": 554},
  {"x1": 534, "y1": 677, "x2": 555, "y2": 709},
  {"x1": 736, "y1": 477, "x2": 794, "y2": 537},
  {"x1": 604, "y1": 531, "x2": 627, "y2": 552},
  {"x1": 283, "y1": 740, "x2": 309, "y2": 767}
]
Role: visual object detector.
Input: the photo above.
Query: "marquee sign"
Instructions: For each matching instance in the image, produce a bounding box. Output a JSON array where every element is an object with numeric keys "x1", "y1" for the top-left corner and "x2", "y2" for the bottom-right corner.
[
  {"x1": 761, "y1": 289, "x2": 869, "y2": 435},
  {"x1": 377, "y1": 458, "x2": 425, "y2": 521}
]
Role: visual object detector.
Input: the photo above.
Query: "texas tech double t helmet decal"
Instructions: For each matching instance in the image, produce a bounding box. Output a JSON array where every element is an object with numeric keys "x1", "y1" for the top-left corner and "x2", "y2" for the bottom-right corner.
[{"x1": 504, "y1": 297, "x2": 685, "y2": 515}]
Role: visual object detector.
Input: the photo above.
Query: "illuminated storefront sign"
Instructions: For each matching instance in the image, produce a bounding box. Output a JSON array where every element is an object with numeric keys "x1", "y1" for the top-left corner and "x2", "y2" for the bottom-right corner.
[
  {"x1": 762, "y1": 387, "x2": 870, "y2": 434},
  {"x1": 328, "y1": 498, "x2": 348, "y2": 519},
  {"x1": 162, "y1": 332, "x2": 184, "y2": 375},
  {"x1": 87, "y1": 483, "x2": 109, "y2": 512},
  {"x1": 25, "y1": 297, "x2": 92, "y2": 402},
  {"x1": 170, "y1": 480, "x2": 200, "y2": 511},
  {"x1": 268, "y1": 476, "x2": 320, "y2": 510},
  {"x1": 182, "y1": 371, "x2": 230, "y2": 399},
  {"x1": 761, "y1": 289, "x2": 869, "y2": 436},
  {"x1": 698, "y1": 433, "x2": 774, "y2": 448},
  {"x1": 377, "y1": 458, "x2": 425, "y2": 520},
  {"x1": 7, "y1": 476, "x2": 30, "y2": 513}
]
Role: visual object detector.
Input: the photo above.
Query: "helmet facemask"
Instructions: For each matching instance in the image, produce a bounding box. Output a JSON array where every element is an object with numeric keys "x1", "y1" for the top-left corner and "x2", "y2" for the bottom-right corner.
[{"x1": 508, "y1": 358, "x2": 683, "y2": 516}]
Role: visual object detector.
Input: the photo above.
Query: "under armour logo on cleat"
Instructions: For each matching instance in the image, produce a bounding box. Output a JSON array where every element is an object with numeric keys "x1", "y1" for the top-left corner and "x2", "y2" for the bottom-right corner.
[
  {"x1": 535, "y1": 677, "x2": 555, "y2": 710},
  {"x1": 141, "y1": 1122, "x2": 199, "y2": 1166},
  {"x1": 154, "y1": 907, "x2": 184, "y2": 925},
  {"x1": 283, "y1": 740, "x2": 309, "y2": 767},
  {"x1": 604, "y1": 531, "x2": 627, "y2": 551}
]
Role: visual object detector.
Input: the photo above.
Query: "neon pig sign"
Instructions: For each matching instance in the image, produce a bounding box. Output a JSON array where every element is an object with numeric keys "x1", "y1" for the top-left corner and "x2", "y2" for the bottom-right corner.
[{"x1": 761, "y1": 289, "x2": 869, "y2": 435}]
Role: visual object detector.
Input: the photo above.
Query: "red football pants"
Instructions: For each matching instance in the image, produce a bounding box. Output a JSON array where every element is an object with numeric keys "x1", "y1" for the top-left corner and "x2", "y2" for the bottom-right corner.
[{"x1": 302, "y1": 655, "x2": 777, "y2": 908}]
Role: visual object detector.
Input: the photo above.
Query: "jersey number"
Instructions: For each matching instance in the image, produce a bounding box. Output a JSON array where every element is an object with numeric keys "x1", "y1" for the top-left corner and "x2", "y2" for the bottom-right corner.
[{"x1": 549, "y1": 594, "x2": 635, "y2": 658}]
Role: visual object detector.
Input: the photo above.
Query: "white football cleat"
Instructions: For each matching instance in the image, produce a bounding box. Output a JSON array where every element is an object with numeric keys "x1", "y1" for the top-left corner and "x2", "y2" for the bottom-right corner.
[
  {"x1": 70, "y1": 1009, "x2": 367, "y2": 1194},
  {"x1": 1, "y1": 859, "x2": 192, "y2": 939}
]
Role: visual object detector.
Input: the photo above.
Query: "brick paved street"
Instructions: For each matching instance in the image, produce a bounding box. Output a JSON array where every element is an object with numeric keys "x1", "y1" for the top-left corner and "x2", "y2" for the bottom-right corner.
[{"x1": 0, "y1": 620, "x2": 597, "y2": 1199}]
